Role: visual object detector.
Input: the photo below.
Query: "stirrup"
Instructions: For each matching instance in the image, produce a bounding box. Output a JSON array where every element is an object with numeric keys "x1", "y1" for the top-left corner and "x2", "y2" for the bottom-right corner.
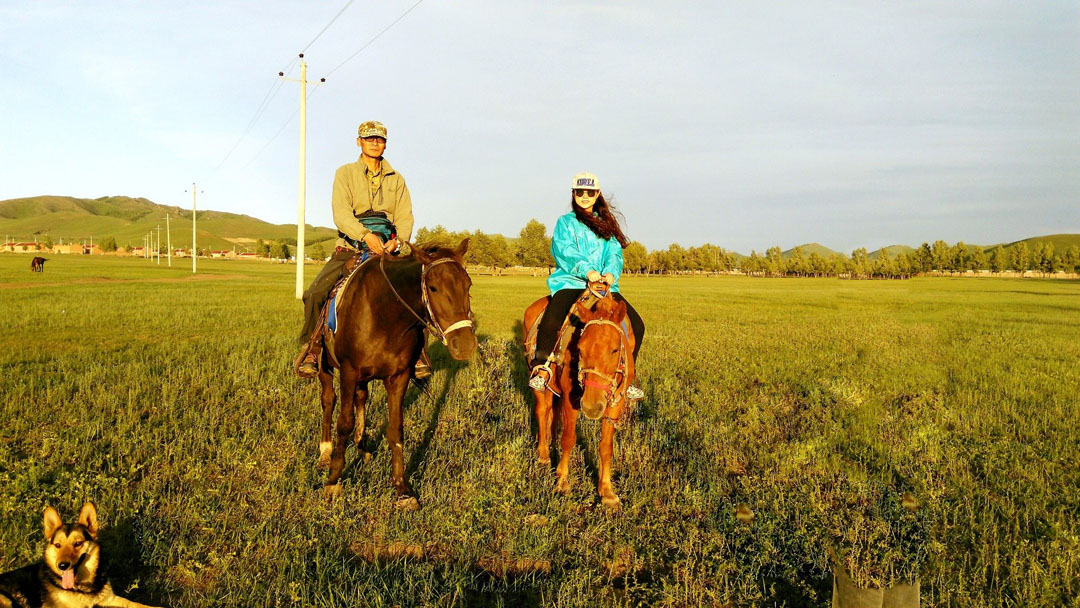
[
  {"x1": 626, "y1": 385, "x2": 644, "y2": 400},
  {"x1": 528, "y1": 365, "x2": 552, "y2": 391},
  {"x1": 295, "y1": 350, "x2": 319, "y2": 379}
]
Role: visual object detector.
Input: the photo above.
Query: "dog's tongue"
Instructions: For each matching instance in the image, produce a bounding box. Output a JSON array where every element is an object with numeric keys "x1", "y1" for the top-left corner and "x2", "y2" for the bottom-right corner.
[{"x1": 62, "y1": 569, "x2": 75, "y2": 589}]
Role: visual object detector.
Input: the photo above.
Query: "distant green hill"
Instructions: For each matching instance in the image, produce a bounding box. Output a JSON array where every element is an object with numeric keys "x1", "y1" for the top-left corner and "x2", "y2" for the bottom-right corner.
[
  {"x1": 987, "y1": 234, "x2": 1080, "y2": 253},
  {"x1": 867, "y1": 245, "x2": 915, "y2": 260},
  {"x1": 0, "y1": 195, "x2": 338, "y2": 252},
  {"x1": 782, "y1": 243, "x2": 838, "y2": 259}
]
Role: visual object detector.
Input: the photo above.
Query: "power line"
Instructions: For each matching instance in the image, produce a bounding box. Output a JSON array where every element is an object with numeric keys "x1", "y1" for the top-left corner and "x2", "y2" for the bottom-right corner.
[
  {"x1": 213, "y1": 55, "x2": 301, "y2": 172},
  {"x1": 242, "y1": 106, "x2": 300, "y2": 170},
  {"x1": 302, "y1": 0, "x2": 357, "y2": 52},
  {"x1": 322, "y1": 0, "x2": 426, "y2": 79}
]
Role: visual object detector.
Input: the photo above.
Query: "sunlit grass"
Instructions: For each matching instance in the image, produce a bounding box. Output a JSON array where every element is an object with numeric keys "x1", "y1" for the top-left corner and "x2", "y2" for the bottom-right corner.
[{"x1": 1, "y1": 254, "x2": 1077, "y2": 607}]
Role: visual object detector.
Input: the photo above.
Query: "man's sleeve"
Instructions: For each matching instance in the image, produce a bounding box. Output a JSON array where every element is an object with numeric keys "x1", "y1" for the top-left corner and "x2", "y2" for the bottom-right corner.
[
  {"x1": 394, "y1": 181, "x2": 414, "y2": 243},
  {"x1": 331, "y1": 167, "x2": 370, "y2": 242},
  {"x1": 551, "y1": 216, "x2": 591, "y2": 279}
]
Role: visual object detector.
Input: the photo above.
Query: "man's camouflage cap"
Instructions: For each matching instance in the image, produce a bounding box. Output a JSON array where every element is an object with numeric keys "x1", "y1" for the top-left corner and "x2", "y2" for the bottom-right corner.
[{"x1": 358, "y1": 121, "x2": 387, "y2": 139}]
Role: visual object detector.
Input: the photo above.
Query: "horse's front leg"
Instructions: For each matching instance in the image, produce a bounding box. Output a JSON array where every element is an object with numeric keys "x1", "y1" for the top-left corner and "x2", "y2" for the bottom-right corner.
[
  {"x1": 554, "y1": 391, "x2": 577, "y2": 495},
  {"x1": 384, "y1": 371, "x2": 418, "y2": 510},
  {"x1": 316, "y1": 366, "x2": 336, "y2": 470},
  {"x1": 534, "y1": 385, "x2": 554, "y2": 466},
  {"x1": 598, "y1": 418, "x2": 620, "y2": 511},
  {"x1": 326, "y1": 366, "x2": 358, "y2": 492}
]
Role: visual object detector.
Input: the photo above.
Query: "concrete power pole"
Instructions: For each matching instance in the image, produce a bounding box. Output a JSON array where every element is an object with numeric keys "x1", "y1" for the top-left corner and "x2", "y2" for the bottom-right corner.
[
  {"x1": 281, "y1": 54, "x2": 324, "y2": 299},
  {"x1": 166, "y1": 214, "x2": 172, "y2": 267},
  {"x1": 186, "y1": 184, "x2": 202, "y2": 274},
  {"x1": 156, "y1": 225, "x2": 161, "y2": 264}
]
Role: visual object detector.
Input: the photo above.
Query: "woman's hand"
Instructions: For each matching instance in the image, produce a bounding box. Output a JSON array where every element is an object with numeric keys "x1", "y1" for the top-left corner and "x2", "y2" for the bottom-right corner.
[
  {"x1": 602, "y1": 273, "x2": 615, "y2": 285},
  {"x1": 586, "y1": 270, "x2": 602, "y2": 283}
]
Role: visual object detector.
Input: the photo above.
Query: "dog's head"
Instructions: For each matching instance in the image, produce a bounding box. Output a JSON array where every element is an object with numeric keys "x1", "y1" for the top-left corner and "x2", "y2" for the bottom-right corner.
[{"x1": 43, "y1": 502, "x2": 101, "y2": 590}]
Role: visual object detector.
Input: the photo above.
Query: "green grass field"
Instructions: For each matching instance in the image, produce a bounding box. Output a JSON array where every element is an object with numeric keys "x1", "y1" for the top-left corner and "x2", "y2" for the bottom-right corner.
[{"x1": 1, "y1": 253, "x2": 1077, "y2": 607}]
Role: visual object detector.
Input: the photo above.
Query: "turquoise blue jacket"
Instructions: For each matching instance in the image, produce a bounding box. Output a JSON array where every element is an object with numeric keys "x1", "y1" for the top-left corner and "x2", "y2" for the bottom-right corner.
[{"x1": 547, "y1": 212, "x2": 623, "y2": 295}]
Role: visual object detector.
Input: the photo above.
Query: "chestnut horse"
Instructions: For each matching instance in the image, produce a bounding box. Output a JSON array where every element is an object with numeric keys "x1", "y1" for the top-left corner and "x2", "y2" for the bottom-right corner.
[
  {"x1": 30, "y1": 257, "x2": 47, "y2": 272},
  {"x1": 524, "y1": 285, "x2": 636, "y2": 510},
  {"x1": 318, "y1": 239, "x2": 477, "y2": 509}
]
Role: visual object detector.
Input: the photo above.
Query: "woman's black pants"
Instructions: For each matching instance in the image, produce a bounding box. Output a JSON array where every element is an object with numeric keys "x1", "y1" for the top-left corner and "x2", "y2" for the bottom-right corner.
[{"x1": 531, "y1": 289, "x2": 645, "y2": 367}]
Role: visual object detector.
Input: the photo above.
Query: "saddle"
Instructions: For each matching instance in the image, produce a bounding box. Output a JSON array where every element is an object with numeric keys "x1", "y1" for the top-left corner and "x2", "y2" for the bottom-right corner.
[
  {"x1": 313, "y1": 251, "x2": 373, "y2": 371},
  {"x1": 525, "y1": 283, "x2": 615, "y2": 397}
]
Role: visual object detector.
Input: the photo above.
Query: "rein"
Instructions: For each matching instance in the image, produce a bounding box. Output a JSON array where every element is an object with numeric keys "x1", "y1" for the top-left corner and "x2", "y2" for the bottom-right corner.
[
  {"x1": 576, "y1": 317, "x2": 631, "y2": 416},
  {"x1": 379, "y1": 254, "x2": 474, "y2": 345}
]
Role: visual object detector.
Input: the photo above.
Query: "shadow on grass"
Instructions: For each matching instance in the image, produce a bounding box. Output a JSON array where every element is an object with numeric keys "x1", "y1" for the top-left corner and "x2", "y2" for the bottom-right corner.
[
  {"x1": 332, "y1": 341, "x2": 464, "y2": 501},
  {"x1": 99, "y1": 514, "x2": 173, "y2": 607}
]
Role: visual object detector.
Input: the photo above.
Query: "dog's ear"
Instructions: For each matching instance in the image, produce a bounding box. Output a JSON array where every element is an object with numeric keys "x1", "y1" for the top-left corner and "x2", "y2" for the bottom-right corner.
[
  {"x1": 77, "y1": 502, "x2": 99, "y2": 538},
  {"x1": 43, "y1": 506, "x2": 63, "y2": 540}
]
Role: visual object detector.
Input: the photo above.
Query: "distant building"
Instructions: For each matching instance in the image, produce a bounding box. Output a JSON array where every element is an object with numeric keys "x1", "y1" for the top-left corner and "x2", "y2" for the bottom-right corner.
[{"x1": 52, "y1": 243, "x2": 83, "y2": 255}]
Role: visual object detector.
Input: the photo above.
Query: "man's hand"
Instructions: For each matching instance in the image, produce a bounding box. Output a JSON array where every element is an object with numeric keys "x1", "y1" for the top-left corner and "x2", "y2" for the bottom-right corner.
[
  {"x1": 363, "y1": 232, "x2": 386, "y2": 255},
  {"x1": 586, "y1": 270, "x2": 602, "y2": 283},
  {"x1": 602, "y1": 273, "x2": 615, "y2": 285},
  {"x1": 384, "y1": 238, "x2": 399, "y2": 254}
]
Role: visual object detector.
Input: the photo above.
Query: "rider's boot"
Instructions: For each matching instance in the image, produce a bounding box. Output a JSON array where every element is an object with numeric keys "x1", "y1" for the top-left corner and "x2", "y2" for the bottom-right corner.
[
  {"x1": 294, "y1": 336, "x2": 322, "y2": 379},
  {"x1": 414, "y1": 348, "x2": 432, "y2": 381},
  {"x1": 528, "y1": 362, "x2": 553, "y2": 392},
  {"x1": 626, "y1": 385, "x2": 644, "y2": 400}
]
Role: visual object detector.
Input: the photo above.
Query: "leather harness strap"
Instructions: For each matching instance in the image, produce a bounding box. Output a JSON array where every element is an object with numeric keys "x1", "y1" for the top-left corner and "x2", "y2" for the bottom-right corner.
[{"x1": 379, "y1": 254, "x2": 474, "y2": 346}]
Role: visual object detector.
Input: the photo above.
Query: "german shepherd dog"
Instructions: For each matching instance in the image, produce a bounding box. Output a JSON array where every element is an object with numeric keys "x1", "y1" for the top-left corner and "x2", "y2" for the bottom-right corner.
[{"x1": 0, "y1": 502, "x2": 161, "y2": 608}]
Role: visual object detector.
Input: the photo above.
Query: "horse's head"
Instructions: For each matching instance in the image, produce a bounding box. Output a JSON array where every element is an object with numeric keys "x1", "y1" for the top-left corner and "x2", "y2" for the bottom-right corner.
[
  {"x1": 410, "y1": 238, "x2": 478, "y2": 361},
  {"x1": 575, "y1": 295, "x2": 633, "y2": 420}
]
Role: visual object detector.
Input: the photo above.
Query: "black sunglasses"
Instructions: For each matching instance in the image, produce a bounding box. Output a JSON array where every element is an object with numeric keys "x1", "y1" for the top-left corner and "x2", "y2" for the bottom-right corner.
[{"x1": 574, "y1": 189, "x2": 598, "y2": 197}]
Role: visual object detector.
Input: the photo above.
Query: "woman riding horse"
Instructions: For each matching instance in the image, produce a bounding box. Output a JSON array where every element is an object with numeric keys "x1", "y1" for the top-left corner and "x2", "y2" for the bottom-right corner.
[{"x1": 528, "y1": 172, "x2": 645, "y2": 398}]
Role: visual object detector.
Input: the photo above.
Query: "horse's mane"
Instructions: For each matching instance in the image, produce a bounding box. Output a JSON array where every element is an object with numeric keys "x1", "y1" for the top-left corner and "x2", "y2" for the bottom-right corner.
[
  {"x1": 592, "y1": 295, "x2": 625, "y2": 319},
  {"x1": 413, "y1": 242, "x2": 462, "y2": 260}
]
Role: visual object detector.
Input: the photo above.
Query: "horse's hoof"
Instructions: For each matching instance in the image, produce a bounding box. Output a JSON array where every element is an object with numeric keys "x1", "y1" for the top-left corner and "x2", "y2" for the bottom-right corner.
[
  {"x1": 324, "y1": 484, "x2": 343, "y2": 500},
  {"x1": 396, "y1": 495, "x2": 420, "y2": 511},
  {"x1": 537, "y1": 457, "x2": 551, "y2": 467},
  {"x1": 317, "y1": 442, "x2": 332, "y2": 470},
  {"x1": 555, "y1": 477, "x2": 571, "y2": 495},
  {"x1": 363, "y1": 451, "x2": 373, "y2": 464},
  {"x1": 601, "y1": 495, "x2": 621, "y2": 511}
]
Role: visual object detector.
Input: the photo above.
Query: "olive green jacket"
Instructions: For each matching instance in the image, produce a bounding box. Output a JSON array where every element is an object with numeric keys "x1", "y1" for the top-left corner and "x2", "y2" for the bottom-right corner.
[{"x1": 332, "y1": 156, "x2": 413, "y2": 250}]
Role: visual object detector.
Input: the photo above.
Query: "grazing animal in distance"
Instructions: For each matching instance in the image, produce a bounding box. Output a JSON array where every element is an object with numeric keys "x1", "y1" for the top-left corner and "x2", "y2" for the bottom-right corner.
[
  {"x1": 317, "y1": 239, "x2": 478, "y2": 510},
  {"x1": 30, "y1": 257, "x2": 47, "y2": 272},
  {"x1": 0, "y1": 501, "x2": 163, "y2": 608},
  {"x1": 524, "y1": 285, "x2": 637, "y2": 510}
]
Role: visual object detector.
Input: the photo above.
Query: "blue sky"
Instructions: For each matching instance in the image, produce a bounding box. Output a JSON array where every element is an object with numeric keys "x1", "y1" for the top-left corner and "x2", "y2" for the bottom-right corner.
[{"x1": 1, "y1": 1, "x2": 1077, "y2": 253}]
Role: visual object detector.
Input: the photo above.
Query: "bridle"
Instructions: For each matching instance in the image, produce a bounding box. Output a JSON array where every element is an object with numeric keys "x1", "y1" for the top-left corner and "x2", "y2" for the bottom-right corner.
[
  {"x1": 380, "y1": 255, "x2": 474, "y2": 345},
  {"x1": 576, "y1": 317, "x2": 630, "y2": 410}
]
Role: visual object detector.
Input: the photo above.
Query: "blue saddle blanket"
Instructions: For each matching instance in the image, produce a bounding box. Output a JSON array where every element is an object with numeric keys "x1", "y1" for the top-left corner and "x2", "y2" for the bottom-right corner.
[{"x1": 327, "y1": 251, "x2": 372, "y2": 334}]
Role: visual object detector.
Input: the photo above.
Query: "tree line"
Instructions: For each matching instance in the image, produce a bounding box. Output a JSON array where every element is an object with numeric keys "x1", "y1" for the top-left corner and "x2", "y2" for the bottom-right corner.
[{"x1": 416, "y1": 222, "x2": 1080, "y2": 278}]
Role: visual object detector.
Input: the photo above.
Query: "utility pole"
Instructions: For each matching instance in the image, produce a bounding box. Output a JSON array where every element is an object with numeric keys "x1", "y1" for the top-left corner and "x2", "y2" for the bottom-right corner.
[
  {"x1": 186, "y1": 184, "x2": 202, "y2": 274},
  {"x1": 281, "y1": 54, "x2": 324, "y2": 299},
  {"x1": 166, "y1": 214, "x2": 172, "y2": 267},
  {"x1": 156, "y1": 225, "x2": 161, "y2": 264}
]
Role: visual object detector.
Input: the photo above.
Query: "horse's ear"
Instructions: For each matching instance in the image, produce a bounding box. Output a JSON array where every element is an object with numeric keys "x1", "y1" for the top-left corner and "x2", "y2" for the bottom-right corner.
[
  {"x1": 614, "y1": 298, "x2": 628, "y2": 319},
  {"x1": 408, "y1": 241, "x2": 432, "y2": 264},
  {"x1": 455, "y1": 237, "x2": 470, "y2": 258}
]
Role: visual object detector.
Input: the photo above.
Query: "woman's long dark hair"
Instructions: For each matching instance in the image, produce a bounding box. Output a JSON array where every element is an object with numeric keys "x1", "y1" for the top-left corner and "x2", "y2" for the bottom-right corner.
[{"x1": 570, "y1": 192, "x2": 630, "y2": 248}]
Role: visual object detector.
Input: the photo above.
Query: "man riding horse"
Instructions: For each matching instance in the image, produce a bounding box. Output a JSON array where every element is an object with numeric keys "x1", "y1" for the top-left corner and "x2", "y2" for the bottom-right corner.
[{"x1": 294, "y1": 120, "x2": 428, "y2": 379}]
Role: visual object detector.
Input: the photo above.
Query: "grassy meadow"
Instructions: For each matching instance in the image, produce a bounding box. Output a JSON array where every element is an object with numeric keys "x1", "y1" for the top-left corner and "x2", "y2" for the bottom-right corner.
[{"x1": 0, "y1": 253, "x2": 1077, "y2": 607}]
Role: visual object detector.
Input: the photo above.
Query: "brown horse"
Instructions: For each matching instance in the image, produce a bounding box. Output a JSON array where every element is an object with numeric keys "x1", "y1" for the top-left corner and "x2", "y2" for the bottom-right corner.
[
  {"x1": 317, "y1": 239, "x2": 477, "y2": 509},
  {"x1": 524, "y1": 286, "x2": 637, "y2": 510},
  {"x1": 30, "y1": 257, "x2": 47, "y2": 272}
]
